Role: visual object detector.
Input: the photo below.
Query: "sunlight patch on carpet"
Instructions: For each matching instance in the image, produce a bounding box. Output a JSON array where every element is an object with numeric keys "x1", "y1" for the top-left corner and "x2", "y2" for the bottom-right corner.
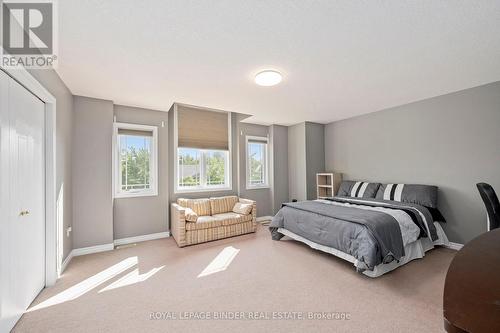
[
  {"x1": 99, "y1": 266, "x2": 165, "y2": 292},
  {"x1": 198, "y1": 246, "x2": 240, "y2": 278},
  {"x1": 27, "y1": 257, "x2": 138, "y2": 312}
]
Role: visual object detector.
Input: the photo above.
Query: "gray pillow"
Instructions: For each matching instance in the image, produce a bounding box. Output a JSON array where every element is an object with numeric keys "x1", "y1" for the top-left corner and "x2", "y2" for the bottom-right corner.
[
  {"x1": 337, "y1": 181, "x2": 381, "y2": 199},
  {"x1": 375, "y1": 183, "x2": 438, "y2": 208}
]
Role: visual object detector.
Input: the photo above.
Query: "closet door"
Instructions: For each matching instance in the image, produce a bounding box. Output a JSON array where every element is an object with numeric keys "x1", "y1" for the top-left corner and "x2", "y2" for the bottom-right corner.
[
  {"x1": 0, "y1": 70, "x2": 13, "y2": 331},
  {"x1": 0, "y1": 70, "x2": 46, "y2": 331}
]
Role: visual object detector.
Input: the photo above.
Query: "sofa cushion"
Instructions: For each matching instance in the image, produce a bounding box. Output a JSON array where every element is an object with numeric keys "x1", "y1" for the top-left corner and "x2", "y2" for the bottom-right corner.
[
  {"x1": 184, "y1": 207, "x2": 198, "y2": 222},
  {"x1": 184, "y1": 220, "x2": 256, "y2": 245},
  {"x1": 185, "y1": 216, "x2": 222, "y2": 231},
  {"x1": 210, "y1": 196, "x2": 239, "y2": 215},
  {"x1": 232, "y1": 202, "x2": 253, "y2": 215},
  {"x1": 212, "y1": 212, "x2": 253, "y2": 226},
  {"x1": 177, "y1": 198, "x2": 211, "y2": 216}
]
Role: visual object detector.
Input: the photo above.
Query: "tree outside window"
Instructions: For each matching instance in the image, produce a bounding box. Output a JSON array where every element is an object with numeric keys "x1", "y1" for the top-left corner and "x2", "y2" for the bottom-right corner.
[
  {"x1": 177, "y1": 148, "x2": 229, "y2": 190},
  {"x1": 114, "y1": 123, "x2": 158, "y2": 198},
  {"x1": 120, "y1": 135, "x2": 151, "y2": 191},
  {"x1": 246, "y1": 137, "x2": 268, "y2": 188}
]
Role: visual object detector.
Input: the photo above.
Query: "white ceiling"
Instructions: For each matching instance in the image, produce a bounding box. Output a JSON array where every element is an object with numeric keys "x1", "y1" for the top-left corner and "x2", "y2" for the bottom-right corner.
[{"x1": 57, "y1": 1, "x2": 500, "y2": 125}]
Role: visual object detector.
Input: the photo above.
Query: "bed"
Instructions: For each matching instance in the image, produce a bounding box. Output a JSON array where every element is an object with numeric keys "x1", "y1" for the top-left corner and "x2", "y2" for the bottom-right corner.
[{"x1": 269, "y1": 181, "x2": 449, "y2": 277}]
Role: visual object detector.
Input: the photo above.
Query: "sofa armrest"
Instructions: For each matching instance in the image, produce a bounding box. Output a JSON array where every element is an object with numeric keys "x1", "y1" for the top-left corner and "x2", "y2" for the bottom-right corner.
[
  {"x1": 171, "y1": 203, "x2": 187, "y2": 247},
  {"x1": 239, "y1": 198, "x2": 257, "y2": 223}
]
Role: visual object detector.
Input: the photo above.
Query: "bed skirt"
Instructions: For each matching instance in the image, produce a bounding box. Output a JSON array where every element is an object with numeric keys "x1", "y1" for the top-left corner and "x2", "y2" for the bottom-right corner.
[{"x1": 277, "y1": 222, "x2": 449, "y2": 278}]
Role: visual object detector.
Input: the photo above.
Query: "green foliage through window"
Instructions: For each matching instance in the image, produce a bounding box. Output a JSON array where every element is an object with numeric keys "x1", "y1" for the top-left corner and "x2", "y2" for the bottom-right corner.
[
  {"x1": 178, "y1": 148, "x2": 228, "y2": 188},
  {"x1": 247, "y1": 141, "x2": 267, "y2": 187},
  {"x1": 206, "y1": 151, "x2": 226, "y2": 185},
  {"x1": 178, "y1": 149, "x2": 200, "y2": 187},
  {"x1": 120, "y1": 135, "x2": 151, "y2": 191}
]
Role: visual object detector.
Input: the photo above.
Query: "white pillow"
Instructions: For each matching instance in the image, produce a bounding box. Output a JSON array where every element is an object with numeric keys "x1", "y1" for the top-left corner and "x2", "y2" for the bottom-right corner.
[
  {"x1": 184, "y1": 207, "x2": 198, "y2": 222},
  {"x1": 232, "y1": 202, "x2": 253, "y2": 215}
]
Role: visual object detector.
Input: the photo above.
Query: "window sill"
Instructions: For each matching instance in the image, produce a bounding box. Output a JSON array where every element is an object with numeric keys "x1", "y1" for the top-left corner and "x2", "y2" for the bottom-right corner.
[
  {"x1": 175, "y1": 186, "x2": 232, "y2": 194},
  {"x1": 246, "y1": 185, "x2": 270, "y2": 190},
  {"x1": 114, "y1": 191, "x2": 158, "y2": 199}
]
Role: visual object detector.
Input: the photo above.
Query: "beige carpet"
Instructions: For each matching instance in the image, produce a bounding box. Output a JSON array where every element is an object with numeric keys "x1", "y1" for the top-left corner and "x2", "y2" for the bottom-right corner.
[{"x1": 14, "y1": 225, "x2": 455, "y2": 333}]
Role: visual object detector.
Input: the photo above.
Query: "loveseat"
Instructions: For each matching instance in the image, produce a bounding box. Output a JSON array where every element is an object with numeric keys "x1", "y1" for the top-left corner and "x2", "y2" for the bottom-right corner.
[{"x1": 170, "y1": 196, "x2": 257, "y2": 247}]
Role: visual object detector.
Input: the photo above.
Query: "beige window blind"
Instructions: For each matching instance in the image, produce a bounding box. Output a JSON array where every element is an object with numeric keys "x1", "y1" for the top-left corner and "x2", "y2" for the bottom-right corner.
[{"x1": 177, "y1": 106, "x2": 229, "y2": 150}]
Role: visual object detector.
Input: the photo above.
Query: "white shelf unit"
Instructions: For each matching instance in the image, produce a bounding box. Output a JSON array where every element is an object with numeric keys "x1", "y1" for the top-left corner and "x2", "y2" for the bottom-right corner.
[{"x1": 316, "y1": 172, "x2": 342, "y2": 199}]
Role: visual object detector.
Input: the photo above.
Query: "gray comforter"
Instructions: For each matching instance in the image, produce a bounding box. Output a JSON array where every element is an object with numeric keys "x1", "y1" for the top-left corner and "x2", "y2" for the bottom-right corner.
[{"x1": 270, "y1": 197, "x2": 437, "y2": 271}]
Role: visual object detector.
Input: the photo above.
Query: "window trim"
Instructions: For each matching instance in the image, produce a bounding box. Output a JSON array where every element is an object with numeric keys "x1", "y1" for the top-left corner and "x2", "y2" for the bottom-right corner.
[
  {"x1": 113, "y1": 122, "x2": 158, "y2": 198},
  {"x1": 173, "y1": 104, "x2": 232, "y2": 194},
  {"x1": 246, "y1": 135, "x2": 269, "y2": 190}
]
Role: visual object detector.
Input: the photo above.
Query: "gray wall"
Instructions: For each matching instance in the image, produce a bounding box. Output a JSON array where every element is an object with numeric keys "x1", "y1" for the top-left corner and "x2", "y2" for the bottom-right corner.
[
  {"x1": 113, "y1": 105, "x2": 169, "y2": 239},
  {"x1": 270, "y1": 125, "x2": 289, "y2": 214},
  {"x1": 288, "y1": 123, "x2": 307, "y2": 201},
  {"x1": 72, "y1": 96, "x2": 114, "y2": 248},
  {"x1": 325, "y1": 81, "x2": 500, "y2": 244},
  {"x1": 238, "y1": 122, "x2": 272, "y2": 217},
  {"x1": 287, "y1": 122, "x2": 326, "y2": 202},
  {"x1": 28, "y1": 69, "x2": 74, "y2": 261},
  {"x1": 305, "y1": 122, "x2": 326, "y2": 200}
]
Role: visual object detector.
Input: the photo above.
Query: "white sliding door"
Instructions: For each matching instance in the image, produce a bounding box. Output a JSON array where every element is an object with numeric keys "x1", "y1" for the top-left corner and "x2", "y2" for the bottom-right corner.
[{"x1": 0, "y1": 70, "x2": 46, "y2": 331}]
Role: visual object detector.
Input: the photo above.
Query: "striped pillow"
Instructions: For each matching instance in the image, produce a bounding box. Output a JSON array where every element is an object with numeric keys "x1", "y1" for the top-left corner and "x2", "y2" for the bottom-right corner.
[
  {"x1": 232, "y1": 202, "x2": 253, "y2": 215},
  {"x1": 337, "y1": 181, "x2": 380, "y2": 199},
  {"x1": 184, "y1": 208, "x2": 199, "y2": 222},
  {"x1": 375, "y1": 183, "x2": 438, "y2": 208}
]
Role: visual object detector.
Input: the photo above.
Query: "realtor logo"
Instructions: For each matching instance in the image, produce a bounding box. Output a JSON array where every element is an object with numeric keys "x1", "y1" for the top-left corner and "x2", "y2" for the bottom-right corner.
[{"x1": 1, "y1": 0, "x2": 58, "y2": 68}]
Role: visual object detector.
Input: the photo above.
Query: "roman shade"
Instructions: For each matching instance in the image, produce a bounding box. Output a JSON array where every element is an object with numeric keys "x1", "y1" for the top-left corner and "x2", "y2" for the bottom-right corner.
[
  {"x1": 177, "y1": 106, "x2": 229, "y2": 150},
  {"x1": 117, "y1": 128, "x2": 153, "y2": 137}
]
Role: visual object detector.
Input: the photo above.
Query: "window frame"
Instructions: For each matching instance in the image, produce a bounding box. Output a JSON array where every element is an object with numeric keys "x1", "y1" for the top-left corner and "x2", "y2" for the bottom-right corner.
[
  {"x1": 173, "y1": 104, "x2": 232, "y2": 194},
  {"x1": 113, "y1": 122, "x2": 159, "y2": 198},
  {"x1": 245, "y1": 135, "x2": 269, "y2": 190},
  {"x1": 177, "y1": 148, "x2": 230, "y2": 192}
]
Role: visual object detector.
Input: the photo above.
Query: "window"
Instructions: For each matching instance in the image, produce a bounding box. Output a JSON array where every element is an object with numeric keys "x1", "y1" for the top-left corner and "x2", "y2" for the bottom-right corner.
[
  {"x1": 206, "y1": 150, "x2": 228, "y2": 186},
  {"x1": 178, "y1": 148, "x2": 201, "y2": 188},
  {"x1": 177, "y1": 148, "x2": 230, "y2": 191},
  {"x1": 113, "y1": 123, "x2": 158, "y2": 198},
  {"x1": 174, "y1": 105, "x2": 232, "y2": 193},
  {"x1": 246, "y1": 136, "x2": 269, "y2": 189}
]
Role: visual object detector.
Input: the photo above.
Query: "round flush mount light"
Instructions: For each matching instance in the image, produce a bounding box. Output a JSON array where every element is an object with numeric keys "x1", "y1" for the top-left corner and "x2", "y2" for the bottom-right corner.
[{"x1": 255, "y1": 70, "x2": 282, "y2": 86}]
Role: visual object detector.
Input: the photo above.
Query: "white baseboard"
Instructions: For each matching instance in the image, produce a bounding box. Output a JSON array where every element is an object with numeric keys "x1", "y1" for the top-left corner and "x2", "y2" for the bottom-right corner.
[
  {"x1": 257, "y1": 216, "x2": 273, "y2": 223},
  {"x1": 444, "y1": 242, "x2": 464, "y2": 251},
  {"x1": 114, "y1": 231, "x2": 170, "y2": 246},
  {"x1": 59, "y1": 232, "x2": 170, "y2": 274},
  {"x1": 61, "y1": 233, "x2": 170, "y2": 269},
  {"x1": 60, "y1": 251, "x2": 74, "y2": 274},
  {"x1": 72, "y1": 243, "x2": 115, "y2": 257}
]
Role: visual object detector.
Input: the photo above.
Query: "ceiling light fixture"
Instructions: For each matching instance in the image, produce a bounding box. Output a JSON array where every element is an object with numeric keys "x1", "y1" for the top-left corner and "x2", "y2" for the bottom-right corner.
[{"x1": 255, "y1": 70, "x2": 282, "y2": 86}]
